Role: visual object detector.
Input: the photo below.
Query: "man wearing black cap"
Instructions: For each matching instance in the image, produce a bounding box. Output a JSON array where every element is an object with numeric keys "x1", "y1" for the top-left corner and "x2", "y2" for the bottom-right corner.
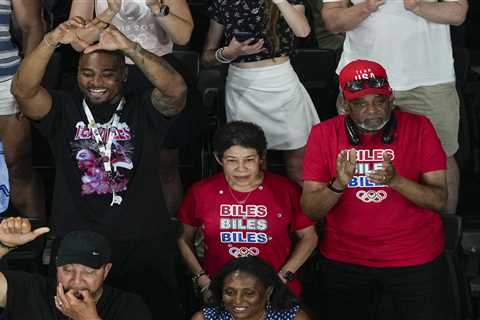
[
  {"x1": 0, "y1": 217, "x2": 151, "y2": 319},
  {"x1": 301, "y1": 60, "x2": 449, "y2": 319}
]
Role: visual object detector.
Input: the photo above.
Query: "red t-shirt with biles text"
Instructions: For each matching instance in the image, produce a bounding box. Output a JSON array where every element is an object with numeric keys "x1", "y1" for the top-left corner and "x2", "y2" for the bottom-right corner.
[
  {"x1": 177, "y1": 171, "x2": 315, "y2": 295},
  {"x1": 303, "y1": 109, "x2": 446, "y2": 267}
]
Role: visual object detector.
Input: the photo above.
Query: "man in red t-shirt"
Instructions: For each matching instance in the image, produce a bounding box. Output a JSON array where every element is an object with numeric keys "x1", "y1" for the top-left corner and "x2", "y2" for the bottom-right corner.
[{"x1": 302, "y1": 60, "x2": 449, "y2": 320}]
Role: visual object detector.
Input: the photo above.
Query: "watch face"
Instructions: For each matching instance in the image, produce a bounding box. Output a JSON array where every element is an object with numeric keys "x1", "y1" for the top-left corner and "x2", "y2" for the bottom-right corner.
[
  {"x1": 285, "y1": 271, "x2": 295, "y2": 281},
  {"x1": 159, "y1": 4, "x2": 169, "y2": 16}
]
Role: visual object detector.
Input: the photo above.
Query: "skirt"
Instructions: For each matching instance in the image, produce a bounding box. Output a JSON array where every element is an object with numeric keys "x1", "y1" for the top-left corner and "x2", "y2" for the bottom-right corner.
[{"x1": 225, "y1": 60, "x2": 320, "y2": 150}]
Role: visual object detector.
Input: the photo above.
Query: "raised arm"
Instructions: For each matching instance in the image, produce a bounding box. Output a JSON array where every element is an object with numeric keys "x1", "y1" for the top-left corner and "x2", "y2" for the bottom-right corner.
[
  {"x1": 322, "y1": 0, "x2": 384, "y2": 33},
  {"x1": 11, "y1": 18, "x2": 88, "y2": 120},
  {"x1": 403, "y1": 0, "x2": 468, "y2": 26},
  {"x1": 275, "y1": 2, "x2": 310, "y2": 37},
  {"x1": 12, "y1": 0, "x2": 45, "y2": 55},
  {"x1": 301, "y1": 149, "x2": 356, "y2": 220},
  {"x1": 146, "y1": 0, "x2": 194, "y2": 45},
  {"x1": 0, "y1": 217, "x2": 50, "y2": 308},
  {"x1": 84, "y1": 23, "x2": 186, "y2": 117}
]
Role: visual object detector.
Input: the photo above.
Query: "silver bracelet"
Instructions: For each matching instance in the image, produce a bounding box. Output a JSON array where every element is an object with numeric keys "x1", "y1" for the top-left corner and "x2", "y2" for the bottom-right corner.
[{"x1": 215, "y1": 47, "x2": 234, "y2": 64}]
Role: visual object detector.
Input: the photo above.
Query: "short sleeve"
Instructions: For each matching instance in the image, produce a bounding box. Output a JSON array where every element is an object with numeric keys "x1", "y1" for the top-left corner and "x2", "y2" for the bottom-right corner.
[
  {"x1": 207, "y1": 0, "x2": 225, "y2": 25},
  {"x1": 302, "y1": 125, "x2": 331, "y2": 183},
  {"x1": 419, "y1": 116, "x2": 447, "y2": 173},
  {"x1": 177, "y1": 184, "x2": 202, "y2": 227},
  {"x1": 288, "y1": 182, "x2": 315, "y2": 232}
]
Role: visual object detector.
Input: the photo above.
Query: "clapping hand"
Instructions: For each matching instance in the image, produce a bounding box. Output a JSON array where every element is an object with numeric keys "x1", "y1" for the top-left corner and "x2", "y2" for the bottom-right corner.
[
  {"x1": 336, "y1": 149, "x2": 357, "y2": 189},
  {"x1": 0, "y1": 217, "x2": 49, "y2": 249},
  {"x1": 367, "y1": 152, "x2": 397, "y2": 185}
]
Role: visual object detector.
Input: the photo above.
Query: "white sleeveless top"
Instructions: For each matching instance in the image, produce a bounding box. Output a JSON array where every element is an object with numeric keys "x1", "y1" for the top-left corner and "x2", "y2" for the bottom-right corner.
[
  {"x1": 325, "y1": 0, "x2": 456, "y2": 90},
  {"x1": 95, "y1": 0, "x2": 173, "y2": 64}
]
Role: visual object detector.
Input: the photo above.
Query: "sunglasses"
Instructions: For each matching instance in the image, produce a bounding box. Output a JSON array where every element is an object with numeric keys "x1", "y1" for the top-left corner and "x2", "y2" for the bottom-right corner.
[{"x1": 344, "y1": 77, "x2": 389, "y2": 92}]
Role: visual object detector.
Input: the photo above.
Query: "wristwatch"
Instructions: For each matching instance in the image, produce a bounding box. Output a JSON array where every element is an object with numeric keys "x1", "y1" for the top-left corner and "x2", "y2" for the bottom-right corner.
[
  {"x1": 153, "y1": 4, "x2": 170, "y2": 17},
  {"x1": 281, "y1": 271, "x2": 296, "y2": 282}
]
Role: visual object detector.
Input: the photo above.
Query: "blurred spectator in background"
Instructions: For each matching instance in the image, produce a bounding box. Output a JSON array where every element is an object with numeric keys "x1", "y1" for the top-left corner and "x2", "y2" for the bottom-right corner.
[
  {"x1": 200, "y1": 0, "x2": 319, "y2": 185},
  {"x1": 2, "y1": 0, "x2": 45, "y2": 221},
  {"x1": 304, "y1": 0, "x2": 344, "y2": 52}
]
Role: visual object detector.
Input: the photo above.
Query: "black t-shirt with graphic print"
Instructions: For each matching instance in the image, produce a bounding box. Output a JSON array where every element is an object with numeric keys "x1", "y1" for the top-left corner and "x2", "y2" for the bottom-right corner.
[
  {"x1": 208, "y1": 0, "x2": 302, "y2": 63},
  {"x1": 35, "y1": 88, "x2": 174, "y2": 242},
  {"x1": 3, "y1": 271, "x2": 151, "y2": 320}
]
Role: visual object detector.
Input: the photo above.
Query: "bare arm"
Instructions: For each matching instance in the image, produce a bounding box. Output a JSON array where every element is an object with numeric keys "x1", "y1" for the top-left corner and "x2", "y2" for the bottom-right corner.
[
  {"x1": 279, "y1": 226, "x2": 318, "y2": 278},
  {"x1": 12, "y1": 0, "x2": 45, "y2": 55},
  {"x1": 191, "y1": 311, "x2": 205, "y2": 320},
  {"x1": 201, "y1": 20, "x2": 225, "y2": 67},
  {"x1": 301, "y1": 181, "x2": 343, "y2": 220},
  {"x1": 301, "y1": 149, "x2": 356, "y2": 220},
  {"x1": 404, "y1": 0, "x2": 468, "y2": 26},
  {"x1": 146, "y1": 0, "x2": 194, "y2": 45},
  {"x1": 85, "y1": 24, "x2": 187, "y2": 116},
  {"x1": 295, "y1": 309, "x2": 311, "y2": 320},
  {"x1": 177, "y1": 224, "x2": 211, "y2": 289},
  {"x1": 322, "y1": 0, "x2": 384, "y2": 33},
  {"x1": 12, "y1": 18, "x2": 87, "y2": 120},
  {"x1": 276, "y1": 3, "x2": 310, "y2": 37},
  {"x1": 0, "y1": 217, "x2": 50, "y2": 308}
]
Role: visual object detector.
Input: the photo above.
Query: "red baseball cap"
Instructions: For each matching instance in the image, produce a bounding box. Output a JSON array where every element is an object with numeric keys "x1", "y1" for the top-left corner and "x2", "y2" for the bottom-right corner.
[{"x1": 339, "y1": 59, "x2": 393, "y2": 101}]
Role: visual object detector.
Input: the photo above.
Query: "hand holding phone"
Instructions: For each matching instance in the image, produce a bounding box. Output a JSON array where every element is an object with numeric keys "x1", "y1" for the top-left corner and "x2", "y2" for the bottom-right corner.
[{"x1": 233, "y1": 31, "x2": 259, "y2": 43}]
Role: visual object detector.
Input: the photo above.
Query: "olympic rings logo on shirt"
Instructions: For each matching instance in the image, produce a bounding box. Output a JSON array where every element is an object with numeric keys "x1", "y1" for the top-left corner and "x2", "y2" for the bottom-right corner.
[
  {"x1": 356, "y1": 190, "x2": 387, "y2": 203},
  {"x1": 228, "y1": 247, "x2": 260, "y2": 258}
]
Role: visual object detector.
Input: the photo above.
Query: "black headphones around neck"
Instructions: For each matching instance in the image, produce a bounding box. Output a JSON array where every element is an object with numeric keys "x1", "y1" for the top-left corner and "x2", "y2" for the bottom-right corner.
[{"x1": 344, "y1": 112, "x2": 397, "y2": 146}]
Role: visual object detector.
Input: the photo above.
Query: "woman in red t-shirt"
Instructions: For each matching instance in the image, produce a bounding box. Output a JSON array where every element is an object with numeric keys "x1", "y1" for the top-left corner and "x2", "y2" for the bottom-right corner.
[{"x1": 177, "y1": 121, "x2": 318, "y2": 299}]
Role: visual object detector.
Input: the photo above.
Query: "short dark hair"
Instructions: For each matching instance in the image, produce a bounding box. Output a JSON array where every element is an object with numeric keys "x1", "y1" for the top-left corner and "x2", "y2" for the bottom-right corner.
[
  {"x1": 213, "y1": 121, "x2": 267, "y2": 159},
  {"x1": 79, "y1": 50, "x2": 126, "y2": 70},
  {"x1": 209, "y1": 256, "x2": 298, "y2": 310}
]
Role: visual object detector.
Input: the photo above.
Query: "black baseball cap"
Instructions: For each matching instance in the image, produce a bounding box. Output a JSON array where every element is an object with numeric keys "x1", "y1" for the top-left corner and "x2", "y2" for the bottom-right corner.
[{"x1": 56, "y1": 230, "x2": 111, "y2": 269}]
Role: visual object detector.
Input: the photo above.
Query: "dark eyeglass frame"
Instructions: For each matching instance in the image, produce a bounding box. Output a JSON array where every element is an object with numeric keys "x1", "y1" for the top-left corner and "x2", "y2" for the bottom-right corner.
[{"x1": 344, "y1": 77, "x2": 389, "y2": 92}]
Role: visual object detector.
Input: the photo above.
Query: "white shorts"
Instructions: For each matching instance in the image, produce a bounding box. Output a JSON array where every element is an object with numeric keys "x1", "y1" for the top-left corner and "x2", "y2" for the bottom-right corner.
[
  {"x1": 0, "y1": 79, "x2": 19, "y2": 116},
  {"x1": 225, "y1": 60, "x2": 320, "y2": 150}
]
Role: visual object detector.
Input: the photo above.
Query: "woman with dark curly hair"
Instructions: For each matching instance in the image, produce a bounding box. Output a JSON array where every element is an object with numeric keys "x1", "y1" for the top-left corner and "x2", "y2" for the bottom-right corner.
[
  {"x1": 191, "y1": 256, "x2": 311, "y2": 320},
  {"x1": 178, "y1": 121, "x2": 317, "y2": 300},
  {"x1": 201, "y1": 0, "x2": 320, "y2": 185}
]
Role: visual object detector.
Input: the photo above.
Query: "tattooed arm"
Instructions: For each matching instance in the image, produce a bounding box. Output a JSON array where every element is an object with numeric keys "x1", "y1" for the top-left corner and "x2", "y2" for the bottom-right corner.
[{"x1": 84, "y1": 23, "x2": 187, "y2": 117}]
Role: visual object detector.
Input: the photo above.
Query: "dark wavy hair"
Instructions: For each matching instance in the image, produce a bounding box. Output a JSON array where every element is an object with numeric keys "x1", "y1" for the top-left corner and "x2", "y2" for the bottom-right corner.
[
  {"x1": 209, "y1": 256, "x2": 298, "y2": 310},
  {"x1": 213, "y1": 121, "x2": 268, "y2": 159}
]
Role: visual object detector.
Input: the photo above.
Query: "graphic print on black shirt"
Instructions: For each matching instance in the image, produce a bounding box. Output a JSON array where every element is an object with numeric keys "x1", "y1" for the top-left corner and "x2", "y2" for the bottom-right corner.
[{"x1": 71, "y1": 120, "x2": 134, "y2": 196}]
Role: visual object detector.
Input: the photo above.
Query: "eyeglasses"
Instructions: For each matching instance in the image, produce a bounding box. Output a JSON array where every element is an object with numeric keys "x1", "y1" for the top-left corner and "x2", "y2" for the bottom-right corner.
[{"x1": 344, "y1": 77, "x2": 389, "y2": 92}]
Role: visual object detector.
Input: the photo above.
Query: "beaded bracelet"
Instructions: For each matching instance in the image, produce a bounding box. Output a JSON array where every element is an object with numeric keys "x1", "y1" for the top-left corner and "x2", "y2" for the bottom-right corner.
[
  {"x1": 43, "y1": 35, "x2": 61, "y2": 49},
  {"x1": 215, "y1": 47, "x2": 234, "y2": 64}
]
